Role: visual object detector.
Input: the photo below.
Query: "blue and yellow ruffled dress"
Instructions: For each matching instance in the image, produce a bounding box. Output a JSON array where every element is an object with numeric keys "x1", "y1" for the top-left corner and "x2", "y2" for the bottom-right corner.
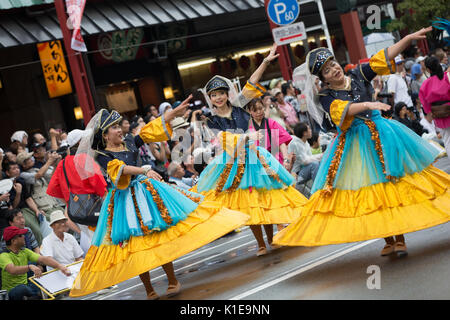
[
  {"x1": 273, "y1": 49, "x2": 450, "y2": 246},
  {"x1": 70, "y1": 117, "x2": 249, "y2": 297},
  {"x1": 192, "y1": 128, "x2": 307, "y2": 225}
]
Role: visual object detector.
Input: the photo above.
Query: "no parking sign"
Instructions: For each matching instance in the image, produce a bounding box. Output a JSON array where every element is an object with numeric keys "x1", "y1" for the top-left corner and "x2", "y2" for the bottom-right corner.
[{"x1": 267, "y1": 0, "x2": 300, "y2": 26}]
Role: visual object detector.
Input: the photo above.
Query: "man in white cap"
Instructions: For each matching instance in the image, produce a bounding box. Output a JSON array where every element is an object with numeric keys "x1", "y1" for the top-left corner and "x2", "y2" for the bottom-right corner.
[
  {"x1": 40, "y1": 210, "x2": 84, "y2": 270},
  {"x1": 387, "y1": 54, "x2": 414, "y2": 109}
]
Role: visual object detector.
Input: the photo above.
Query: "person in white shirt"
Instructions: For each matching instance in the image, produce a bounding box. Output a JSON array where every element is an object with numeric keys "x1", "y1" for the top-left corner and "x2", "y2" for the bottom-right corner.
[
  {"x1": 288, "y1": 123, "x2": 323, "y2": 184},
  {"x1": 167, "y1": 162, "x2": 194, "y2": 190},
  {"x1": 387, "y1": 55, "x2": 414, "y2": 108},
  {"x1": 40, "y1": 210, "x2": 84, "y2": 270}
]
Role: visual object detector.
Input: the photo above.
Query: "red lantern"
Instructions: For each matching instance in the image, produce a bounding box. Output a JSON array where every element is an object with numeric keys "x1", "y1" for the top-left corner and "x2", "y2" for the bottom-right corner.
[
  {"x1": 223, "y1": 58, "x2": 237, "y2": 73},
  {"x1": 223, "y1": 58, "x2": 233, "y2": 74},
  {"x1": 294, "y1": 45, "x2": 305, "y2": 58},
  {"x1": 254, "y1": 52, "x2": 264, "y2": 66},
  {"x1": 308, "y1": 41, "x2": 318, "y2": 50},
  {"x1": 210, "y1": 60, "x2": 221, "y2": 75},
  {"x1": 239, "y1": 55, "x2": 251, "y2": 70}
]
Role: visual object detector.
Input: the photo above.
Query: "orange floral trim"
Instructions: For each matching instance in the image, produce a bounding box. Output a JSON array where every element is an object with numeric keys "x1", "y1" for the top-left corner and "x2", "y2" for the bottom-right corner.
[
  {"x1": 365, "y1": 120, "x2": 396, "y2": 181},
  {"x1": 215, "y1": 163, "x2": 234, "y2": 194},
  {"x1": 142, "y1": 180, "x2": 173, "y2": 225},
  {"x1": 322, "y1": 132, "x2": 347, "y2": 196},
  {"x1": 228, "y1": 140, "x2": 247, "y2": 192},
  {"x1": 106, "y1": 189, "x2": 116, "y2": 243},
  {"x1": 130, "y1": 186, "x2": 151, "y2": 235},
  {"x1": 170, "y1": 185, "x2": 202, "y2": 203},
  {"x1": 249, "y1": 144, "x2": 282, "y2": 184}
]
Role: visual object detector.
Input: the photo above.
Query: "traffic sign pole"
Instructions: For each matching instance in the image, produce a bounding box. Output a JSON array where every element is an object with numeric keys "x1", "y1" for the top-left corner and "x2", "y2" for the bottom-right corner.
[{"x1": 265, "y1": 0, "x2": 294, "y2": 81}]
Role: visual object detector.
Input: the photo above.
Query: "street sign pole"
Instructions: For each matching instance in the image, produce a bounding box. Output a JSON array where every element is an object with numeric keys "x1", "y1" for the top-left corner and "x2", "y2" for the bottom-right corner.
[{"x1": 265, "y1": 0, "x2": 294, "y2": 81}]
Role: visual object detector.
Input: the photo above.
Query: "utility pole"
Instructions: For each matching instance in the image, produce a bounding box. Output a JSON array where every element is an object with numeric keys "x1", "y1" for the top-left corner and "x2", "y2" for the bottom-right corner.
[{"x1": 54, "y1": 0, "x2": 95, "y2": 125}]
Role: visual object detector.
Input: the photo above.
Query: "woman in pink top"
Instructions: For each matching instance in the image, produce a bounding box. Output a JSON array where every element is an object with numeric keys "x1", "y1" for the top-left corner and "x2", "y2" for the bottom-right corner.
[
  {"x1": 419, "y1": 56, "x2": 450, "y2": 156},
  {"x1": 273, "y1": 88, "x2": 299, "y2": 132},
  {"x1": 247, "y1": 98, "x2": 292, "y2": 166}
]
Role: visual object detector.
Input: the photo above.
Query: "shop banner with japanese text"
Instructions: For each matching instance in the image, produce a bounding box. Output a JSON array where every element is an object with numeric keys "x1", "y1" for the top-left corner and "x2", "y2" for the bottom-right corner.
[{"x1": 37, "y1": 40, "x2": 73, "y2": 98}]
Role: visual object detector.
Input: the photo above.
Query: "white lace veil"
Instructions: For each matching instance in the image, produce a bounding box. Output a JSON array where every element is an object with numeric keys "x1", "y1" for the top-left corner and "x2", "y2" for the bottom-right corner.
[
  {"x1": 199, "y1": 75, "x2": 241, "y2": 115},
  {"x1": 74, "y1": 109, "x2": 104, "y2": 180},
  {"x1": 293, "y1": 62, "x2": 327, "y2": 129}
]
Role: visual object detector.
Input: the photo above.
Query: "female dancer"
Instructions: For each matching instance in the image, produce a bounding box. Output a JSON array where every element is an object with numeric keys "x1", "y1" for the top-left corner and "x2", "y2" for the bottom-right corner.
[
  {"x1": 69, "y1": 98, "x2": 249, "y2": 299},
  {"x1": 192, "y1": 44, "x2": 307, "y2": 257},
  {"x1": 419, "y1": 56, "x2": 450, "y2": 158},
  {"x1": 273, "y1": 27, "x2": 450, "y2": 256}
]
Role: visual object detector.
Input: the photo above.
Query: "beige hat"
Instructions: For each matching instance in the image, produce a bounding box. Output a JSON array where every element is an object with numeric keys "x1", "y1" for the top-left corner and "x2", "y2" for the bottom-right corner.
[
  {"x1": 49, "y1": 210, "x2": 67, "y2": 225},
  {"x1": 271, "y1": 88, "x2": 282, "y2": 96},
  {"x1": 171, "y1": 117, "x2": 190, "y2": 131},
  {"x1": 16, "y1": 152, "x2": 34, "y2": 166}
]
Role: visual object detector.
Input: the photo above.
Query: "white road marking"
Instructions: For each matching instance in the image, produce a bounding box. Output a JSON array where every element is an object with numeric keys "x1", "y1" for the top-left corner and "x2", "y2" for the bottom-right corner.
[
  {"x1": 229, "y1": 239, "x2": 380, "y2": 300},
  {"x1": 91, "y1": 235, "x2": 257, "y2": 300}
]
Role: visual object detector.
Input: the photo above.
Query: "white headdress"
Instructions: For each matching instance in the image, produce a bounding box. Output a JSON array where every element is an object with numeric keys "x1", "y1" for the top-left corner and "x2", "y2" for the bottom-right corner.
[
  {"x1": 73, "y1": 110, "x2": 106, "y2": 180},
  {"x1": 293, "y1": 62, "x2": 327, "y2": 129}
]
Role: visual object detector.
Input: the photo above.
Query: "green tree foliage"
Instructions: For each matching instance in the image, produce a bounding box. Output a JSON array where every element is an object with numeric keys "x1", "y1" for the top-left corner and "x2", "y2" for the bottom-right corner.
[{"x1": 386, "y1": 0, "x2": 449, "y2": 47}]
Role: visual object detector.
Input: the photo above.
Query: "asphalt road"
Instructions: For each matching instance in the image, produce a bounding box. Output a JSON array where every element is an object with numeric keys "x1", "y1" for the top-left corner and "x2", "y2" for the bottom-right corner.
[{"x1": 65, "y1": 156, "x2": 450, "y2": 301}]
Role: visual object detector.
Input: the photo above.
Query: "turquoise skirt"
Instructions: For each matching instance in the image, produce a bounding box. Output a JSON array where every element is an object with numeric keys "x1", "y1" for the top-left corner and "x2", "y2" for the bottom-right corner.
[
  {"x1": 311, "y1": 110, "x2": 440, "y2": 194},
  {"x1": 92, "y1": 175, "x2": 204, "y2": 246},
  {"x1": 196, "y1": 144, "x2": 295, "y2": 193}
]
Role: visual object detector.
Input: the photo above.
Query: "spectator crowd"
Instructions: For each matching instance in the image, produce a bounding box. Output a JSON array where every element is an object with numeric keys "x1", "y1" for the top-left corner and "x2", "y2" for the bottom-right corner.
[{"x1": 0, "y1": 43, "x2": 448, "y2": 300}]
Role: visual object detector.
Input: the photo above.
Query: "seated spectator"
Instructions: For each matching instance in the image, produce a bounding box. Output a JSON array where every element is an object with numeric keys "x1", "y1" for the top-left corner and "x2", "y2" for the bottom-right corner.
[
  {"x1": 17, "y1": 151, "x2": 64, "y2": 232},
  {"x1": 435, "y1": 48, "x2": 449, "y2": 72},
  {"x1": 288, "y1": 122, "x2": 323, "y2": 184},
  {"x1": 40, "y1": 210, "x2": 84, "y2": 270},
  {"x1": 2, "y1": 162, "x2": 46, "y2": 246},
  {"x1": 182, "y1": 155, "x2": 198, "y2": 179},
  {"x1": 29, "y1": 129, "x2": 59, "y2": 153},
  {"x1": 192, "y1": 148, "x2": 212, "y2": 185},
  {"x1": 3, "y1": 150, "x2": 17, "y2": 166},
  {"x1": 0, "y1": 226, "x2": 71, "y2": 300},
  {"x1": 308, "y1": 132, "x2": 322, "y2": 155},
  {"x1": 261, "y1": 93, "x2": 287, "y2": 129},
  {"x1": 394, "y1": 102, "x2": 426, "y2": 136},
  {"x1": 31, "y1": 142, "x2": 48, "y2": 169},
  {"x1": 159, "y1": 102, "x2": 172, "y2": 116},
  {"x1": 10, "y1": 131, "x2": 29, "y2": 153},
  {"x1": 272, "y1": 88, "x2": 299, "y2": 133},
  {"x1": 1, "y1": 209, "x2": 40, "y2": 254},
  {"x1": 387, "y1": 55, "x2": 414, "y2": 110},
  {"x1": 283, "y1": 80, "x2": 308, "y2": 123},
  {"x1": 167, "y1": 162, "x2": 193, "y2": 190},
  {"x1": 120, "y1": 117, "x2": 131, "y2": 139}
]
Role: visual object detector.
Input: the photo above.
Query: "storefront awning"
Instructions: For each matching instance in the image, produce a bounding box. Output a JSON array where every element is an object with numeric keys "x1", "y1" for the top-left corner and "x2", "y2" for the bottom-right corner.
[{"x1": 0, "y1": 0, "x2": 265, "y2": 48}]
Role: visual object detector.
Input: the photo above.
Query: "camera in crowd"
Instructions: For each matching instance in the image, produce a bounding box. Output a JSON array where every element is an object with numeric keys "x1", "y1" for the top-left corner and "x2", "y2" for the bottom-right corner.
[
  {"x1": 189, "y1": 100, "x2": 203, "y2": 111},
  {"x1": 55, "y1": 145, "x2": 69, "y2": 157},
  {"x1": 377, "y1": 92, "x2": 393, "y2": 98}
]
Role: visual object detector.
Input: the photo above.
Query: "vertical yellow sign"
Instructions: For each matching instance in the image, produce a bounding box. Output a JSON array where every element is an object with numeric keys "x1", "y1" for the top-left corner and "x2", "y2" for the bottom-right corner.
[{"x1": 37, "y1": 40, "x2": 73, "y2": 98}]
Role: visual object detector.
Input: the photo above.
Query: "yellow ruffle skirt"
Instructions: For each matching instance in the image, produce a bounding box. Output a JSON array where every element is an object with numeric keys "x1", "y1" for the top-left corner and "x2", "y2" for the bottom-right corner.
[
  {"x1": 70, "y1": 200, "x2": 249, "y2": 297},
  {"x1": 273, "y1": 165, "x2": 450, "y2": 246},
  {"x1": 191, "y1": 185, "x2": 307, "y2": 225}
]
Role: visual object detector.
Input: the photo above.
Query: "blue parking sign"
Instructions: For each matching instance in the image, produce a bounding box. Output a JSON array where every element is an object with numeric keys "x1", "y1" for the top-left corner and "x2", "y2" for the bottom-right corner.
[{"x1": 267, "y1": 0, "x2": 300, "y2": 26}]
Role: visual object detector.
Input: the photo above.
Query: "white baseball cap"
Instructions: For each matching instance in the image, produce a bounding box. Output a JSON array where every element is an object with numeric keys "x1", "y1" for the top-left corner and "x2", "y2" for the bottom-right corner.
[
  {"x1": 67, "y1": 129, "x2": 87, "y2": 148},
  {"x1": 394, "y1": 55, "x2": 404, "y2": 65},
  {"x1": 416, "y1": 56, "x2": 426, "y2": 63}
]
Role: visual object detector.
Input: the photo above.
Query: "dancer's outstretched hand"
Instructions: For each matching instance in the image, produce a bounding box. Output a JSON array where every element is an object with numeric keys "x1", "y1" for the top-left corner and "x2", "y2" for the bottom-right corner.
[
  {"x1": 165, "y1": 94, "x2": 193, "y2": 122},
  {"x1": 265, "y1": 43, "x2": 280, "y2": 63},
  {"x1": 407, "y1": 26, "x2": 432, "y2": 41}
]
